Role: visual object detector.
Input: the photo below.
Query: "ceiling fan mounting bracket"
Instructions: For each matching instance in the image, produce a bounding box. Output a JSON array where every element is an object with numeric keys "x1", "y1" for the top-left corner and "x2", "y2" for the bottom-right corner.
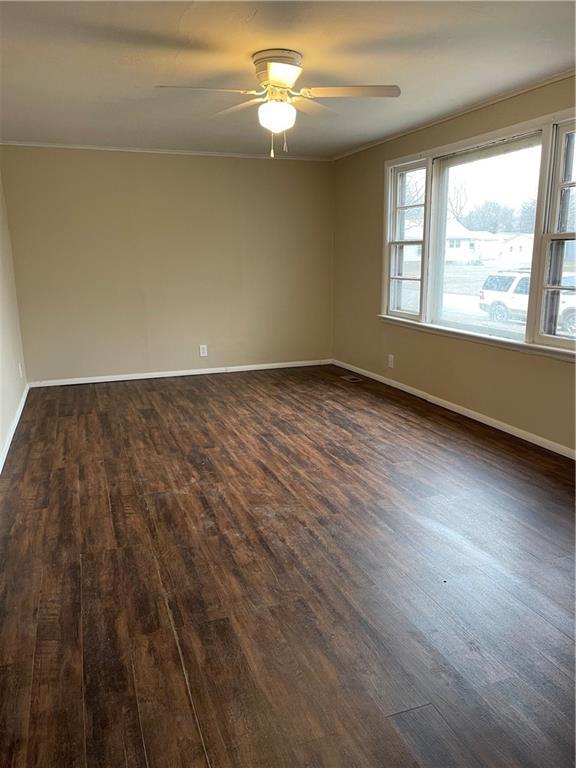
[{"x1": 252, "y1": 49, "x2": 304, "y2": 87}]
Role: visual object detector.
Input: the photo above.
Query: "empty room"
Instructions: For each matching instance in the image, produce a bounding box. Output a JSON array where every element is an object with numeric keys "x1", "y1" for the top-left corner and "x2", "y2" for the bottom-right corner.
[{"x1": 0, "y1": 2, "x2": 574, "y2": 766}]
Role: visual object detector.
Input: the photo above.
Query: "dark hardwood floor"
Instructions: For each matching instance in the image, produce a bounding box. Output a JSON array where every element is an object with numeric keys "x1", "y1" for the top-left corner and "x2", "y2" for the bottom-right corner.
[{"x1": 0, "y1": 364, "x2": 574, "y2": 768}]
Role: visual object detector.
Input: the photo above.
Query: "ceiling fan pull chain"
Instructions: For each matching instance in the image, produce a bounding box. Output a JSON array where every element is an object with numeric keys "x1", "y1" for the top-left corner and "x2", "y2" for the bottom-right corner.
[
  {"x1": 270, "y1": 133, "x2": 275, "y2": 159},
  {"x1": 283, "y1": 131, "x2": 288, "y2": 153}
]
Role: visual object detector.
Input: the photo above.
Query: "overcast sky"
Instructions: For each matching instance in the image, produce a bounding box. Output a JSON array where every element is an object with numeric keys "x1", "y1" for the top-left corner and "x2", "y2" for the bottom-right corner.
[{"x1": 449, "y1": 144, "x2": 541, "y2": 211}]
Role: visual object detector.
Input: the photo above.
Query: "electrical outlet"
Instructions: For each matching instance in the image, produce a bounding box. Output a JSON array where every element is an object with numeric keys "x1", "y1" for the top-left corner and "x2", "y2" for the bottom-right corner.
[
  {"x1": 18, "y1": 362, "x2": 24, "y2": 379},
  {"x1": 199, "y1": 344, "x2": 208, "y2": 358},
  {"x1": 387, "y1": 354, "x2": 395, "y2": 369}
]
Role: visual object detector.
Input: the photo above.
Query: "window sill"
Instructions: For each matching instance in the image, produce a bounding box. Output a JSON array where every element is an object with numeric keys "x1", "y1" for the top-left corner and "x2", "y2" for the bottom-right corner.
[{"x1": 378, "y1": 314, "x2": 576, "y2": 362}]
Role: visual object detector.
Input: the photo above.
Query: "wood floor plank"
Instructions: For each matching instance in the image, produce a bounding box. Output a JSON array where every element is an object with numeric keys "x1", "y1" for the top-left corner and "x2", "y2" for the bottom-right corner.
[
  {"x1": 78, "y1": 461, "x2": 116, "y2": 553},
  {"x1": 177, "y1": 616, "x2": 299, "y2": 768},
  {"x1": 0, "y1": 662, "x2": 33, "y2": 768},
  {"x1": 118, "y1": 545, "x2": 171, "y2": 638},
  {"x1": 130, "y1": 628, "x2": 208, "y2": 768},
  {"x1": 0, "y1": 541, "x2": 43, "y2": 667},
  {"x1": 226, "y1": 602, "x2": 329, "y2": 746},
  {"x1": 81, "y1": 551, "x2": 148, "y2": 768},
  {"x1": 478, "y1": 672, "x2": 574, "y2": 768},
  {"x1": 267, "y1": 595, "x2": 422, "y2": 767},
  {"x1": 389, "y1": 703, "x2": 484, "y2": 768},
  {"x1": 105, "y1": 468, "x2": 152, "y2": 552},
  {"x1": 25, "y1": 555, "x2": 84, "y2": 768}
]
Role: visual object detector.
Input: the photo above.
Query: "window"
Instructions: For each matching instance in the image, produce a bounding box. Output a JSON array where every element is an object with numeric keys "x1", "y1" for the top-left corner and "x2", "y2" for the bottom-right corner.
[
  {"x1": 430, "y1": 135, "x2": 541, "y2": 341},
  {"x1": 387, "y1": 163, "x2": 429, "y2": 317},
  {"x1": 537, "y1": 124, "x2": 576, "y2": 342},
  {"x1": 383, "y1": 116, "x2": 576, "y2": 352}
]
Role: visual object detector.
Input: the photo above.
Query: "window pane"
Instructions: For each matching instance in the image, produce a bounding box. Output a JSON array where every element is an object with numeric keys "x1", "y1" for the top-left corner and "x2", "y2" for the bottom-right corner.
[
  {"x1": 562, "y1": 131, "x2": 575, "y2": 183},
  {"x1": 541, "y1": 240, "x2": 576, "y2": 339},
  {"x1": 397, "y1": 206, "x2": 424, "y2": 240},
  {"x1": 391, "y1": 244, "x2": 422, "y2": 277},
  {"x1": 432, "y1": 140, "x2": 541, "y2": 341},
  {"x1": 547, "y1": 239, "x2": 576, "y2": 287},
  {"x1": 390, "y1": 279, "x2": 420, "y2": 314},
  {"x1": 542, "y1": 289, "x2": 576, "y2": 339},
  {"x1": 558, "y1": 186, "x2": 576, "y2": 232},
  {"x1": 398, "y1": 168, "x2": 426, "y2": 206}
]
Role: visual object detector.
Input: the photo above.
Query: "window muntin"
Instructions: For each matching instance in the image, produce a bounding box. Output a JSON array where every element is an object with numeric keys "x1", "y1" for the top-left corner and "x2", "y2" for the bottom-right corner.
[{"x1": 383, "y1": 117, "x2": 576, "y2": 353}]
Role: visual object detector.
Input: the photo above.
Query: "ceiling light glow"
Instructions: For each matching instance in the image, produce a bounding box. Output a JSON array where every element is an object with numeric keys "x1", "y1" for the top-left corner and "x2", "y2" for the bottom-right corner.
[
  {"x1": 267, "y1": 62, "x2": 303, "y2": 88},
  {"x1": 258, "y1": 101, "x2": 297, "y2": 134}
]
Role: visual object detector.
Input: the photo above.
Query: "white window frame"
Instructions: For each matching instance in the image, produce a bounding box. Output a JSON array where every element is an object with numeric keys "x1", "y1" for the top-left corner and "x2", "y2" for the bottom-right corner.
[
  {"x1": 531, "y1": 121, "x2": 576, "y2": 348},
  {"x1": 381, "y1": 109, "x2": 576, "y2": 359},
  {"x1": 383, "y1": 158, "x2": 432, "y2": 321}
]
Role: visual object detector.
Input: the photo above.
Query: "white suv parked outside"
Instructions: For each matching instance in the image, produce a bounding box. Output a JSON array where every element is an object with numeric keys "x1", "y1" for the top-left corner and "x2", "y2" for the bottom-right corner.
[{"x1": 479, "y1": 270, "x2": 576, "y2": 335}]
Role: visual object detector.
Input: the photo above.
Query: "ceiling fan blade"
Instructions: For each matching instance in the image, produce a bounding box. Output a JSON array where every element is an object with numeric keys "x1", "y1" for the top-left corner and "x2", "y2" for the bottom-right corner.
[
  {"x1": 301, "y1": 85, "x2": 401, "y2": 99},
  {"x1": 214, "y1": 97, "x2": 265, "y2": 117},
  {"x1": 156, "y1": 86, "x2": 261, "y2": 95},
  {"x1": 292, "y1": 97, "x2": 333, "y2": 117}
]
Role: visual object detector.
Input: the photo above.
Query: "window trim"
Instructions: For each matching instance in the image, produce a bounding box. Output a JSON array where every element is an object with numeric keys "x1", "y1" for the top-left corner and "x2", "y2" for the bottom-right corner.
[{"x1": 381, "y1": 108, "x2": 576, "y2": 357}]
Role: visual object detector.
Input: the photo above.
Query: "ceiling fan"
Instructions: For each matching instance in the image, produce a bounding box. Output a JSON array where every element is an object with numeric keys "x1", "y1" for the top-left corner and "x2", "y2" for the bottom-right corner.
[{"x1": 158, "y1": 49, "x2": 401, "y2": 157}]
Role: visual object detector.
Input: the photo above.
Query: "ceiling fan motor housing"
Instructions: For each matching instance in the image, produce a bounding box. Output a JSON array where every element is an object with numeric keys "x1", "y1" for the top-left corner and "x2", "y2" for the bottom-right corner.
[{"x1": 252, "y1": 49, "x2": 303, "y2": 89}]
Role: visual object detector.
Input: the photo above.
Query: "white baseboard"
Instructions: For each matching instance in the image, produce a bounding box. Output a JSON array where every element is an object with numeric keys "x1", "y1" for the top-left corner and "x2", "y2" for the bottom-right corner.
[
  {"x1": 332, "y1": 359, "x2": 575, "y2": 460},
  {"x1": 28, "y1": 359, "x2": 333, "y2": 388},
  {"x1": 0, "y1": 384, "x2": 30, "y2": 476}
]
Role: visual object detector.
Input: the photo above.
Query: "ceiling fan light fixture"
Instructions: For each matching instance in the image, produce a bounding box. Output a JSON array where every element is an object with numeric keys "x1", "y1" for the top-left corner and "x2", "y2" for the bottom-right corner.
[
  {"x1": 159, "y1": 47, "x2": 401, "y2": 156},
  {"x1": 258, "y1": 101, "x2": 296, "y2": 134}
]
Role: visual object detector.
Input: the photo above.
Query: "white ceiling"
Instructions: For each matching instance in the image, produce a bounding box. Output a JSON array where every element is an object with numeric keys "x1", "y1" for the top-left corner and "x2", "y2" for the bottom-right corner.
[{"x1": 0, "y1": 2, "x2": 574, "y2": 159}]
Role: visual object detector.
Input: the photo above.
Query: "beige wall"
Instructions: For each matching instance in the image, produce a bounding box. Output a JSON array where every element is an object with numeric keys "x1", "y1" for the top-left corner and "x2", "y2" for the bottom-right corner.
[
  {"x1": 0, "y1": 147, "x2": 334, "y2": 381},
  {"x1": 334, "y1": 76, "x2": 576, "y2": 450},
  {"x1": 0, "y1": 168, "x2": 26, "y2": 464}
]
